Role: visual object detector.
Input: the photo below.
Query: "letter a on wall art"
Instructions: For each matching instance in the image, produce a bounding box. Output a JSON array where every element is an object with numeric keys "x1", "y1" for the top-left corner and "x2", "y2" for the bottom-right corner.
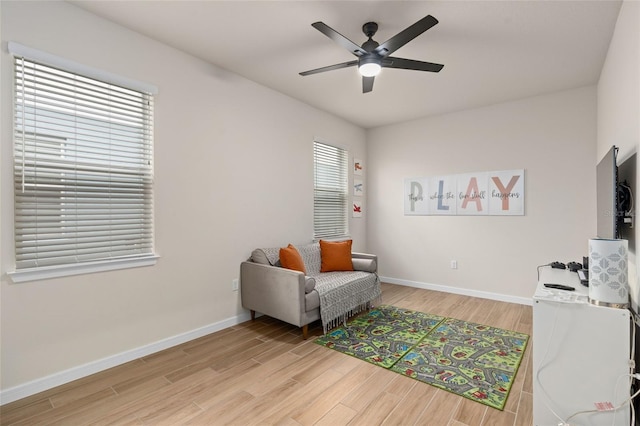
[{"x1": 404, "y1": 169, "x2": 525, "y2": 216}]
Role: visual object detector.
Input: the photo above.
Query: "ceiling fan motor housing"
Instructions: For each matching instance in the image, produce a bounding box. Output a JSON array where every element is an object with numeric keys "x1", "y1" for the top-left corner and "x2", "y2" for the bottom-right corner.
[{"x1": 362, "y1": 22, "x2": 378, "y2": 39}]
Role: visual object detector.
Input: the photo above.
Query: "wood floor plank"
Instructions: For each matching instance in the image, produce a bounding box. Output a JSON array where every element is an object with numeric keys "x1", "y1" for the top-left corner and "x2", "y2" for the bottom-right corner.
[
  {"x1": 314, "y1": 403, "x2": 357, "y2": 426},
  {"x1": 92, "y1": 413, "x2": 142, "y2": 426},
  {"x1": 130, "y1": 368, "x2": 220, "y2": 424},
  {"x1": 516, "y1": 305, "x2": 533, "y2": 334},
  {"x1": 291, "y1": 360, "x2": 379, "y2": 425},
  {"x1": 163, "y1": 337, "x2": 265, "y2": 383},
  {"x1": 145, "y1": 401, "x2": 203, "y2": 425},
  {"x1": 275, "y1": 417, "x2": 303, "y2": 426},
  {"x1": 12, "y1": 388, "x2": 117, "y2": 426},
  {"x1": 382, "y1": 374, "x2": 417, "y2": 398},
  {"x1": 47, "y1": 361, "x2": 144, "y2": 408},
  {"x1": 452, "y1": 397, "x2": 487, "y2": 426},
  {"x1": 89, "y1": 367, "x2": 218, "y2": 425},
  {"x1": 108, "y1": 353, "x2": 199, "y2": 394},
  {"x1": 340, "y1": 367, "x2": 396, "y2": 410},
  {"x1": 192, "y1": 354, "x2": 295, "y2": 409},
  {"x1": 349, "y1": 391, "x2": 403, "y2": 425},
  {"x1": 415, "y1": 389, "x2": 462, "y2": 426},
  {"x1": 0, "y1": 397, "x2": 53, "y2": 425},
  {"x1": 246, "y1": 332, "x2": 303, "y2": 365},
  {"x1": 289, "y1": 350, "x2": 343, "y2": 385},
  {"x1": 0, "y1": 283, "x2": 533, "y2": 426},
  {"x1": 481, "y1": 404, "x2": 516, "y2": 426},
  {"x1": 515, "y1": 391, "x2": 534, "y2": 426},
  {"x1": 187, "y1": 390, "x2": 255, "y2": 424},
  {"x1": 55, "y1": 376, "x2": 170, "y2": 426},
  {"x1": 288, "y1": 337, "x2": 323, "y2": 357},
  {"x1": 488, "y1": 301, "x2": 523, "y2": 330},
  {"x1": 249, "y1": 369, "x2": 344, "y2": 425},
  {"x1": 211, "y1": 378, "x2": 303, "y2": 425},
  {"x1": 381, "y1": 382, "x2": 438, "y2": 426},
  {"x1": 329, "y1": 351, "x2": 365, "y2": 375}
]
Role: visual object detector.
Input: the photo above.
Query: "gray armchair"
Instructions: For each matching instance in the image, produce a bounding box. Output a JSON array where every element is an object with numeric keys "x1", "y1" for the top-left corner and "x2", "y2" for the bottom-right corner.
[{"x1": 240, "y1": 243, "x2": 380, "y2": 339}]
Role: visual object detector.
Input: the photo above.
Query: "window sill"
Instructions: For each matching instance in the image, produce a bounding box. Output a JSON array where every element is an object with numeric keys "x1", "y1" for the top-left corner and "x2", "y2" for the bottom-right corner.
[
  {"x1": 313, "y1": 235, "x2": 352, "y2": 242},
  {"x1": 7, "y1": 255, "x2": 159, "y2": 283}
]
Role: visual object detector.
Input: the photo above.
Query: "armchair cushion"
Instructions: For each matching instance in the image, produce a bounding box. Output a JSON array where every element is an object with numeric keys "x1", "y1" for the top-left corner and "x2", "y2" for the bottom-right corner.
[
  {"x1": 250, "y1": 248, "x2": 271, "y2": 265},
  {"x1": 320, "y1": 239, "x2": 354, "y2": 272},
  {"x1": 279, "y1": 244, "x2": 306, "y2": 274},
  {"x1": 251, "y1": 247, "x2": 281, "y2": 266}
]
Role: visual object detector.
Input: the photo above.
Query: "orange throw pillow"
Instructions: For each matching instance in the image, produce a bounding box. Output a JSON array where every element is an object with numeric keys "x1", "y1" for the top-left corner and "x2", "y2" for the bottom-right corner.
[
  {"x1": 279, "y1": 244, "x2": 306, "y2": 274},
  {"x1": 320, "y1": 239, "x2": 354, "y2": 272}
]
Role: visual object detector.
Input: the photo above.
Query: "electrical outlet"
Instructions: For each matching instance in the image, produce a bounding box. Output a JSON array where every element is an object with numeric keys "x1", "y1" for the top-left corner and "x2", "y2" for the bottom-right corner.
[
  {"x1": 232, "y1": 278, "x2": 239, "y2": 291},
  {"x1": 450, "y1": 260, "x2": 458, "y2": 269}
]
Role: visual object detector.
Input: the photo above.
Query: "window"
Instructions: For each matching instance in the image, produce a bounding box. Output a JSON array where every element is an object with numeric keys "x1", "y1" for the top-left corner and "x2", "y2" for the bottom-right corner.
[
  {"x1": 11, "y1": 45, "x2": 156, "y2": 281},
  {"x1": 313, "y1": 140, "x2": 349, "y2": 239}
]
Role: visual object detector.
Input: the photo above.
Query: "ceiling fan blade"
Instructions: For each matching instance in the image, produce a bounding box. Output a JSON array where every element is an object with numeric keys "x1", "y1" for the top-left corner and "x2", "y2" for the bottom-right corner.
[
  {"x1": 311, "y1": 22, "x2": 368, "y2": 57},
  {"x1": 384, "y1": 57, "x2": 444, "y2": 72},
  {"x1": 363, "y1": 76, "x2": 374, "y2": 93},
  {"x1": 299, "y1": 60, "x2": 358, "y2": 76},
  {"x1": 374, "y1": 15, "x2": 438, "y2": 57}
]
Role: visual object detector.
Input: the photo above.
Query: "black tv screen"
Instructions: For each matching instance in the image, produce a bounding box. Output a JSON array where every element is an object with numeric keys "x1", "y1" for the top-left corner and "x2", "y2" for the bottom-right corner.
[{"x1": 596, "y1": 145, "x2": 618, "y2": 239}]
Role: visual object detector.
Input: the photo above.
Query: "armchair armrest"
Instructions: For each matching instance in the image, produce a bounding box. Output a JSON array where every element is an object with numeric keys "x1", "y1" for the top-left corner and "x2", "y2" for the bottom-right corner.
[
  {"x1": 240, "y1": 261, "x2": 307, "y2": 327},
  {"x1": 352, "y1": 252, "x2": 378, "y2": 273}
]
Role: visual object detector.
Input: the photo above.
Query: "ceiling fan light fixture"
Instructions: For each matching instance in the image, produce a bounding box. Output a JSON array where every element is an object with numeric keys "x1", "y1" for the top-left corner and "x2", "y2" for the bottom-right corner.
[
  {"x1": 358, "y1": 58, "x2": 381, "y2": 77},
  {"x1": 301, "y1": 15, "x2": 443, "y2": 93}
]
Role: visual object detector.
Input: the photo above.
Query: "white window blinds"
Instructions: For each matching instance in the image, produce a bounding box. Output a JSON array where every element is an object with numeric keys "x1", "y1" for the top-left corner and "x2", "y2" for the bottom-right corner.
[
  {"x1": 13, "y1": 55, "x2": 155, "y2": 270},
  {"x1": 313, "y1": 141, "x2": 348, "y2": 240}
]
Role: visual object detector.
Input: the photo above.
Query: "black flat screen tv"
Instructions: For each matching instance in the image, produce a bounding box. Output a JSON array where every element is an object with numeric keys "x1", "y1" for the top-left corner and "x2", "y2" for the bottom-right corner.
[{"x1": 596, "y1": 145, "x2": 619, "y2": 239}]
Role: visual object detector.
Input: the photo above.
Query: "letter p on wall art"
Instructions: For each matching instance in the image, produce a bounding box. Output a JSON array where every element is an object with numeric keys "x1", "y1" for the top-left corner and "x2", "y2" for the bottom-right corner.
[{"x1": 403, "y1": 169, "x2": 525, "y2": 216}]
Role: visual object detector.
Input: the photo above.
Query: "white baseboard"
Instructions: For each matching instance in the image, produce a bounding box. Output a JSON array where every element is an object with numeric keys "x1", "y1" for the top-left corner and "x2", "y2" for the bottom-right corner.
[
  {"x1": 380, "y1": 276, "x2": 533, "y2": 306},
  {"x1": 0, "y1": 311, "x2": 252, "y2": 406}
]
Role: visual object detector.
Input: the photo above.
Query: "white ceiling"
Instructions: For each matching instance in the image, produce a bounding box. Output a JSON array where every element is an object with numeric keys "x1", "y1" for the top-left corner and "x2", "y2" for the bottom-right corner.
[{"x1": 70, "y1": 0, "x2": 622, "y2": 129}]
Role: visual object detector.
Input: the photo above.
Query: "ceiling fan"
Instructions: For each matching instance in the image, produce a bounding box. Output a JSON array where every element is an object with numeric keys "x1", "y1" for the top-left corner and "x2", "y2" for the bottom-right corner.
[{"x1": 299, "y1": 15, "x2": 444, "y2": 93}]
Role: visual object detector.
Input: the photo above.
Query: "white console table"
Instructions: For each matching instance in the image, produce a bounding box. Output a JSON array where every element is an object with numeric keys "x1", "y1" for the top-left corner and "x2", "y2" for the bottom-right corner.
[{"x1": 533, "y1": 267, "x2": 631, "y2": 425}]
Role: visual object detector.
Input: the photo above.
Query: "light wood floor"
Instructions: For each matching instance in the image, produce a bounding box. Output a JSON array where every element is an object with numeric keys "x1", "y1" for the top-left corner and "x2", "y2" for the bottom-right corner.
[{"x1": 1, "y1": 283, "x2": 533, "y2": 426}]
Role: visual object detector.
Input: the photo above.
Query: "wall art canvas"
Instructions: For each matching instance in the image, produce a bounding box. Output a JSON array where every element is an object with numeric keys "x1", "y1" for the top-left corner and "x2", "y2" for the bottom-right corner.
[
  {"x1": 354, "y1": 179, "x2": 364, "y2": 196},
  {"x1": 404, "y1": 177, "x2": 429, "y2": 216},
  {"x1": 456, "y1": 172, "x2": 489, "y2": 215},
  {"x1": 488, "y1": 170, "x2": 525, "y2": 215},
  {"x1": 428, "y1": 175, "x2": 457, "y2": 215},
  {"x1": 404, "y1": 169, "x2": 525, "y2": 216},
  {"x1": 354, "y1": 158, "x2": 363, "y2": 176},
  {"x1": 353, "y1": 201, "x2": 363, "y2": 218}
]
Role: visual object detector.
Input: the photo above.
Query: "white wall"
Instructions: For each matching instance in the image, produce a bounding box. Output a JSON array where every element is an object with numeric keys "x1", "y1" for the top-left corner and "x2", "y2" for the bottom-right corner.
[
  {"x1": 597, "y1": 0, "x2": 640, "y2": 311},
  {"x1": 367, "y1": 86, "x2": 597, "y2": 302},
  {"x1": 0, "y1": 1, "x2": 367, "y2": 396}
]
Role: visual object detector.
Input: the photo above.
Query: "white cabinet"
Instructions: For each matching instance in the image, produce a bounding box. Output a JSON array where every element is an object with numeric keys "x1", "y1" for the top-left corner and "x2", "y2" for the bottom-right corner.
[{"x1": 533, "y1": 267, "x2": 631, "y2": 425}]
